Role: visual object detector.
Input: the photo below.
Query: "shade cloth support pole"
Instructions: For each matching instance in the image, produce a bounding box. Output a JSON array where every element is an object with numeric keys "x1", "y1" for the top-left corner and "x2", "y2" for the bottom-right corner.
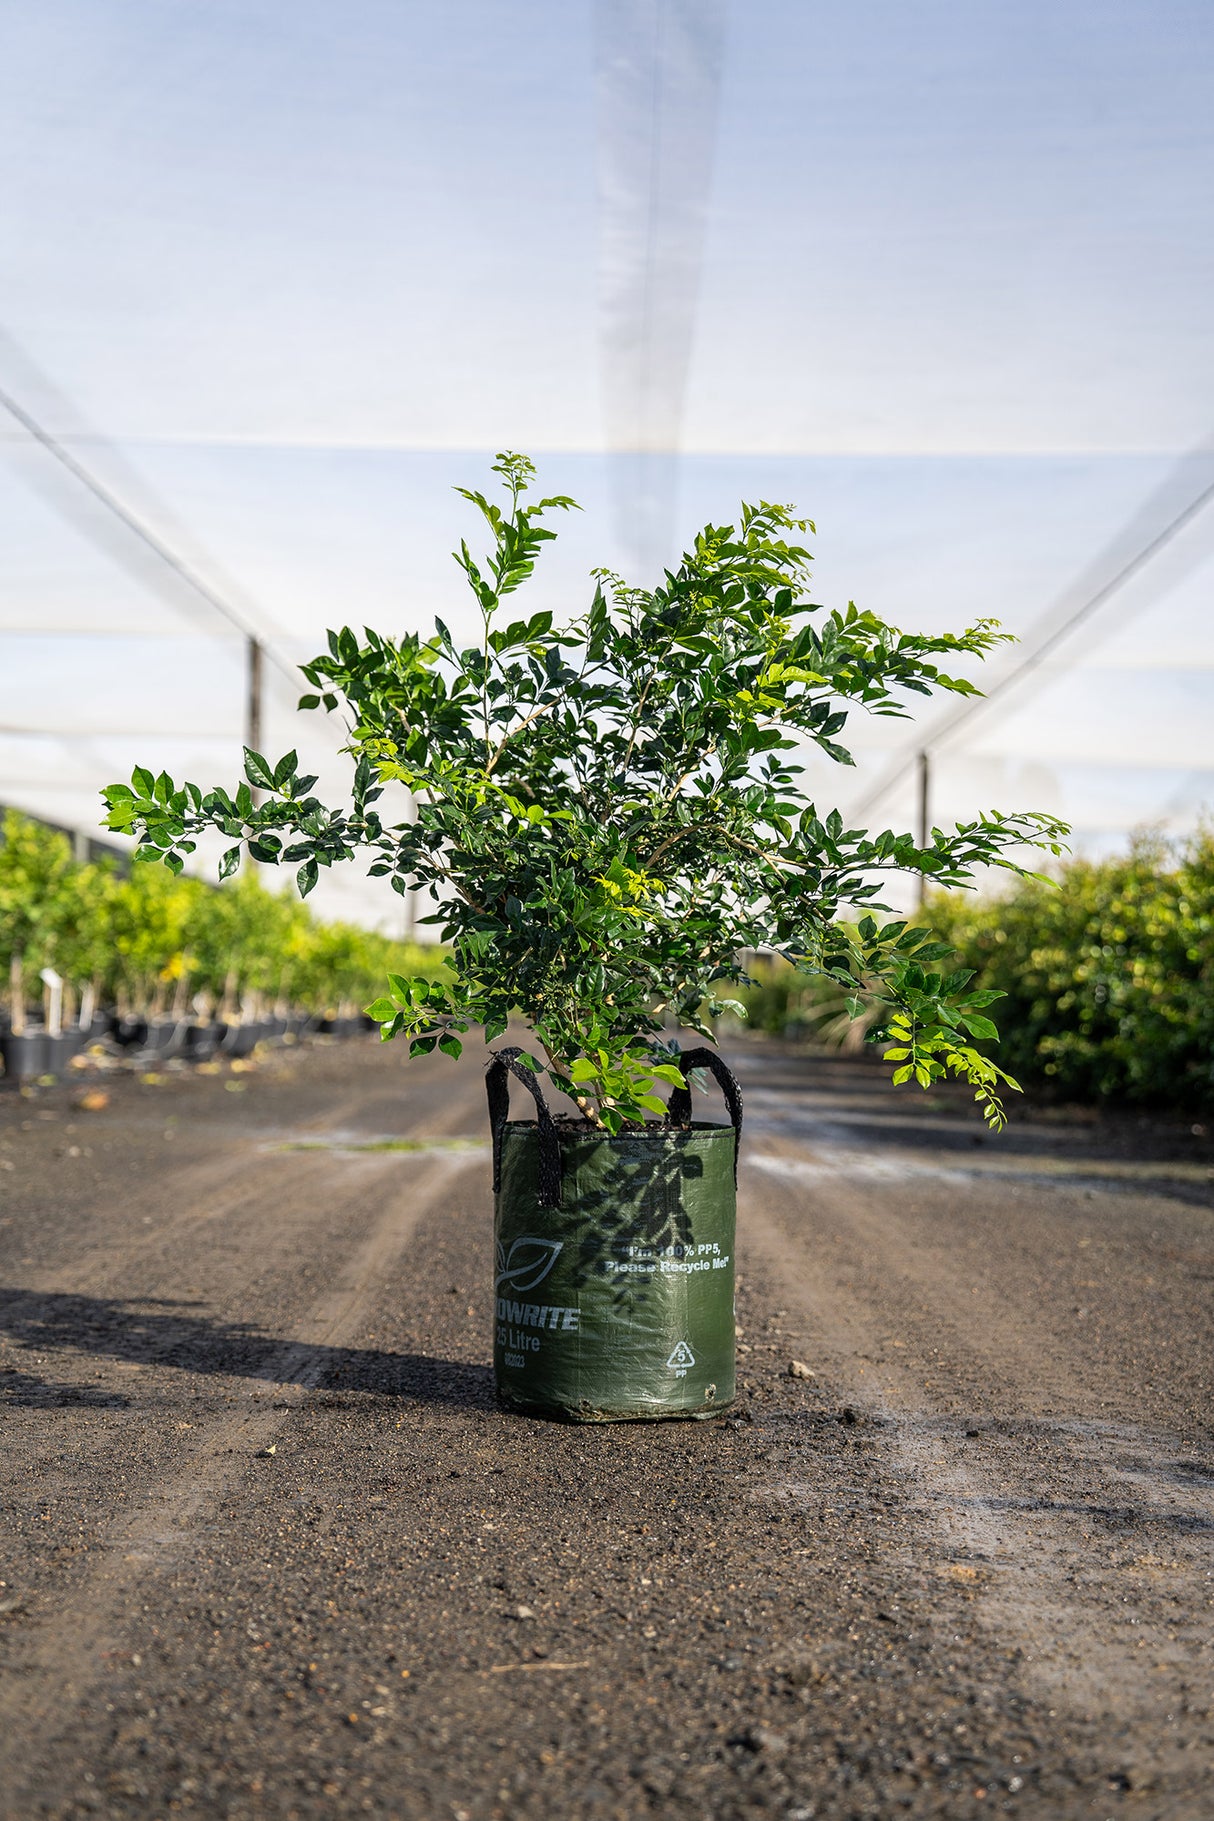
[{"x1": 916, "y1": 749, "x2": 930, "y2": 909}]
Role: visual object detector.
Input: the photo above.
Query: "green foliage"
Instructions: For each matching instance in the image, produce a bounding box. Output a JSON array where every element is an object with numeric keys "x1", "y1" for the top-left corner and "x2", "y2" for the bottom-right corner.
[
  {"x1": 102, "y1": 453, "x2": 1069, "y2": 1128},
  {"x1": 734, "y1": 831, "x2": 1214, "y2": 1114},
  {"x1": 0, "y1": 809, "x2": 435, "y2": 1015},
  {"x1": 928, "y1": 830, "x2": 1214, "y2": 1111},
  {"x1": 0, "y1": 811, "x2": 76, "y2": 985},
  {"x1": 730, "y1": 927, "x2": 1019, "y2": 1128}
]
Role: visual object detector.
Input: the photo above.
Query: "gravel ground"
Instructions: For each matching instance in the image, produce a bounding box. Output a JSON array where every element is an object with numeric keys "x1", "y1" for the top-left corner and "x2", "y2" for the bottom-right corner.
[{"x1": 0, "y1": 1034, "x2": 1211, "y2": 1821}]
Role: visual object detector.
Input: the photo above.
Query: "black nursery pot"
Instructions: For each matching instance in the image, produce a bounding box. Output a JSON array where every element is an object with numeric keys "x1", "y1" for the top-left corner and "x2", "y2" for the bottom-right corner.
[
  {"x1": 219, "y1": 1023, "x2": 260, "y2": 1060},
  {"x1": 0, "y1": 1031, "x2": 49, "y2": 1082},
  {"x1": 142, "y1": 1018, "x2": 187, "y2": 1059},
  {"x1": 486, "y1": 1048, "x2": 742, "y2": 1424},
  {"x1": 183, "y1": 1021, "x2": 223, "y2": 1061},
  {"x1": 108, "y1": 1013, "x2": 149, "y2": 1051},
  {"x1": 44, "y1": 1031, "x2": 83, "y2": 1077}
]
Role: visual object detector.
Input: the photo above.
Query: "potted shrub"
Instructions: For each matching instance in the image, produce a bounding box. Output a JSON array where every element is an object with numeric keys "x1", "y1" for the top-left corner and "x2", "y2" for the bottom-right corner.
[
  {"x1": 55, "y1": 856, "x2": 120, "y2": 1045},
  {"x1": 0, "y1": 810, "x2": 75, "y2": 1083},
  {"x1": 103, "y1": 454, "x2": 1067, "y2": 1419}
]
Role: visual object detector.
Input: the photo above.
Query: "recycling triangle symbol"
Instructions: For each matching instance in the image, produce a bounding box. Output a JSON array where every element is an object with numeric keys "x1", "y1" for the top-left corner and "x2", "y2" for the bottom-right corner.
[{"x1": 666, "y1": 1341, "x2": 696, "y2": 1369}]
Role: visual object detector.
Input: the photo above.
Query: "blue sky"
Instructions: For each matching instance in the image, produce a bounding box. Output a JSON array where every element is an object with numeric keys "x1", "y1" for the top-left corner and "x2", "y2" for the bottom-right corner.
[{"x1": 1, "y1": 1, "x2": 1212, "y2": 918}]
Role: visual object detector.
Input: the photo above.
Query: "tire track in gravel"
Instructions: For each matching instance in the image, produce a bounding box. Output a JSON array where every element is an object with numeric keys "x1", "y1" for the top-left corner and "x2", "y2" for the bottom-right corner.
[
  {"x1": 0, "y1": 1063, "x2": 486, "y2": 1420},
  {"x1": 0, "y1": 1057, "x2": 488, "y2": 1816},
  {"x1": 3, "y1": 1045, "x2": 482, "y2": 1295},
  {"x1": 738, "y1": 1135, "x2": 1214, "y2": 1796},
  {"x1": 744, "y1": 1143, "x2": 1096, "y2": 1414}
]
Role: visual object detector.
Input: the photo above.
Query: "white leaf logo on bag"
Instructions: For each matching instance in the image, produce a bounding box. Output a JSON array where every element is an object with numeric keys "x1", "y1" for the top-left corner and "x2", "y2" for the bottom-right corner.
[{"x1": 495, "y1": 1236, "x2": 563, "y2": 1292}]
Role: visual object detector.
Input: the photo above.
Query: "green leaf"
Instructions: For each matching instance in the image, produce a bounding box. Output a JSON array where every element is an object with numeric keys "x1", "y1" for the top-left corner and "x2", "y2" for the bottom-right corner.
[
  {"x1": 961, "y1": 1013, "x2": 999, "y2": 1040},
  {"x1": 438, "y1": 1033, "x2": 463, "y2": 1059},
  {"x1": 364, "y1": 997, "x2": 398, "y2": 1022},
  {"x1": 243, "y1": 749, "x2": 275, "y2": 791}
]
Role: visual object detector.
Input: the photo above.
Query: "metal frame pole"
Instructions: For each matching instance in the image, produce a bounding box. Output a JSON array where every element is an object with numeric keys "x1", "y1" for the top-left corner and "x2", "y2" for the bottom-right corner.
[
  {"x1": 916, "y1": 749, "x2": 930, "y2": 910},
  {"x1": 246, "y1": 636, "x2": 263, "y2": 759}
]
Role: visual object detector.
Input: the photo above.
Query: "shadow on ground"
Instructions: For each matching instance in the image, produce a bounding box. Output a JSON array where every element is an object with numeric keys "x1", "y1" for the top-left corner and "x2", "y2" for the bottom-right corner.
[{"x1": 0, "y1": 1286, "x2": 494, "y2": 1410}]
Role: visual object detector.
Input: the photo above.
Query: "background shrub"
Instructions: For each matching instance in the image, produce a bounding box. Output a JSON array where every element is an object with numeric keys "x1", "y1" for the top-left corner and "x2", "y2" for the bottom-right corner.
[
  {"x1": 929, "y1": 830, "x2": 1213, "y2": 1111},
  {"x1": 733, "y1": 829, "x2": 1214, "y2": 1113},
  {"x1": 0, "y1": 809, "x2": 441, "y2": 1021}
]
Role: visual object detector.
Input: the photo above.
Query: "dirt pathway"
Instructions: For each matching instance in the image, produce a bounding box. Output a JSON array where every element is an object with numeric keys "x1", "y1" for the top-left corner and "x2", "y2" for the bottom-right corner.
[
  {"x1": 0, "y1": 1036, "x2": 1210, "y2": 1819},
  {"x1": 734, "y1": 1049, "x2": 1213, "y2": 1810}
]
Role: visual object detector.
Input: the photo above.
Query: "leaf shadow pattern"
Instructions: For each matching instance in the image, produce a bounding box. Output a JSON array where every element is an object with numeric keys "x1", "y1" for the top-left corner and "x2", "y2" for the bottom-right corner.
[
  {"x1": 1, "y1": 1366, "x2": 130, "y2": 1409},
  {"x1": 569, "y1": 1136, "x2": 705, "y2": 1313},
  {"x1": 0, "y1": 1287, "x2": 494, "y2": 1410}
]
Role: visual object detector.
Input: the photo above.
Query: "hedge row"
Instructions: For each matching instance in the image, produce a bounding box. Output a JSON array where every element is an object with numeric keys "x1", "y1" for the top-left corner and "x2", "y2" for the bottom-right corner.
[
  {"x1": 736, "y1": 830, "x2": 1214, "y2": 1113},
  {"x1": 0, "y1": 809, "x2": 441, "y2": 1022},
  {"x1": 928, "y1": 830, "x2": 1213, "y2": 1111},
  {"x1": 8, "y1": 801, "x2": 1208, "y2": 1109}
]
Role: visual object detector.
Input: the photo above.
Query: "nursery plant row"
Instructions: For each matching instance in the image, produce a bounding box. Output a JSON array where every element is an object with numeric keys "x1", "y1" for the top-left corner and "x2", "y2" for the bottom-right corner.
[
  {"x1": 738, "y1": 829, "x2": 1214, "y2": 1114},
  {"x1": 0, "y1": 809, "x2": 441, "y2": 1082}
]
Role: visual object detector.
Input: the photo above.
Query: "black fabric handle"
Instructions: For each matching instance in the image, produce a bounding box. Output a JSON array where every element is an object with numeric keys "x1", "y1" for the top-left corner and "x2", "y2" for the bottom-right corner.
[
  {"x1": 667, "y1": 1047, "x2": 743, "y2": 1183},
  {"x1": 485, "y1": 1047, "x2": 563, "y2": 1209}
]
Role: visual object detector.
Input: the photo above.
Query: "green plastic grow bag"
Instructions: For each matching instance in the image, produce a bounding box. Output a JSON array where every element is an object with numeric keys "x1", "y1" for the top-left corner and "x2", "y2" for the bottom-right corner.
[{"x1": 487, "y1": 1047, "x2": 741, "y2": 1422}]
